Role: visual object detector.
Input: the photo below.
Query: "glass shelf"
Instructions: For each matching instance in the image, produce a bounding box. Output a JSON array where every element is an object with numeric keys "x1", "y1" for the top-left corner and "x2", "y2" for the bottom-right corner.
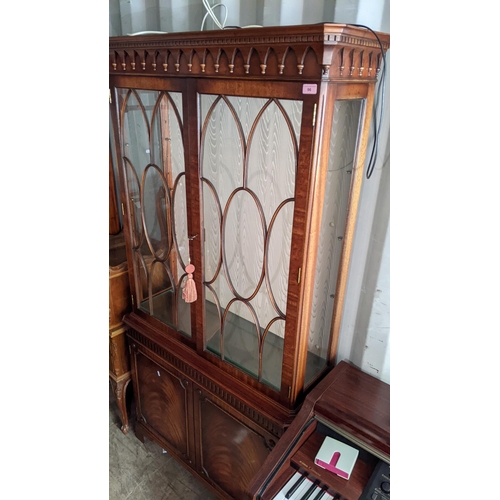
[
  {"x1": 206, "y1": 304, "x2": 327, "y2": 391},
  {"x1": 140, "y1": 289, "x2": 191, "y2": 337}
]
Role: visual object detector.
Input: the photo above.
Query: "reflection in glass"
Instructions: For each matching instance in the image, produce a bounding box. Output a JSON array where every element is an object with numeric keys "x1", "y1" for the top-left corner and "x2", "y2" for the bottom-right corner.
[
  {"x1": 201, "y1": 94, "x2": 303, "y2": 390},
  {"x1": 305, "y1": 99, "x2": 363, "y2": 387},
  {"x1": 119, "y1": 89, "x2": 191, "y2": 337}
]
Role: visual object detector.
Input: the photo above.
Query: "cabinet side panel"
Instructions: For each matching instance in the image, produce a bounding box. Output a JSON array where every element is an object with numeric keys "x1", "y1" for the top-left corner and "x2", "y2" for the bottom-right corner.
[{"x1": 305, "y1": 99, "x2": 363, "y2": 386}]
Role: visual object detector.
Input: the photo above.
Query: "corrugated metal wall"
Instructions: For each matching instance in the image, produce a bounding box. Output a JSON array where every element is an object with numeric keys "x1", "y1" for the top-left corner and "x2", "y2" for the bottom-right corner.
[{"x1": 109, "y1": 0, "x2": 390, "y2": 383}]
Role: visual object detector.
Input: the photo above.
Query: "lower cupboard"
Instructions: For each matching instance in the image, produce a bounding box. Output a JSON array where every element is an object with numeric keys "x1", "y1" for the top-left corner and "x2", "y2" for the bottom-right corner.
[{"x1": 128, "y1": 330, "x2": 286, "y2": 500}]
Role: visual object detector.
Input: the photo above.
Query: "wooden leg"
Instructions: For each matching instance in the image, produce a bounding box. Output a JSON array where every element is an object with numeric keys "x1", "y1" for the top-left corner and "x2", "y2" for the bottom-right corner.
[{"x1": 110, "y1": 376, "x2": 131, "y2": 434}]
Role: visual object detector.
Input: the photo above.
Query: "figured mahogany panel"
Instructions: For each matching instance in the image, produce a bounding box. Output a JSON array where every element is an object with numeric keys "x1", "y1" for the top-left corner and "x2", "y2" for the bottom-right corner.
[
  {"x1": 196, "y1": 388, "x2": 275, "y2": 500},
  {"x1": 135, "y1": 352, "x2": 190, "y2": 459}
]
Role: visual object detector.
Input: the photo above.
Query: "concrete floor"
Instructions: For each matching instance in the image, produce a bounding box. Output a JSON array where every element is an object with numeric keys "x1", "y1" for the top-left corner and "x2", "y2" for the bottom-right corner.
[{"x1": 109, "y1": 386, "x2": 219, "y2": 500}]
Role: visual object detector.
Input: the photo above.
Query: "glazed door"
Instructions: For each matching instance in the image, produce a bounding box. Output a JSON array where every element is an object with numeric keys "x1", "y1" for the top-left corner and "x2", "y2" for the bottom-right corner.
[
  {"x1": 117, "y1": 87, "x2": 193, "y2": 338},
  {"x1": 197, "y1": 84, "x2": 304, "y2": 393}
]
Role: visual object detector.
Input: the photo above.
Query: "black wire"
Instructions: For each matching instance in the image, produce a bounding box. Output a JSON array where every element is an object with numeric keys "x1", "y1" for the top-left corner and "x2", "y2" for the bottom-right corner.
[{"x1": 345, "y1": 24, "x2": 387, "y2": 179}]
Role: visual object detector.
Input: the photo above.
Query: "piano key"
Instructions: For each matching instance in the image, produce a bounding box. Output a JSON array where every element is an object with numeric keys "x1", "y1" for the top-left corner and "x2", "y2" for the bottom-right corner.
[
  {"x1": 273, "y1": 473, "x2": 341, "y2": 500},
  {"x1": 300, "y1": 481, "x2": 320, "y2": 500},
  {"x1": 287, "y1": 476, "x2": 319, "y2": 500},
  {"x1": 311, "y1": 485, "x2": 328, "y2": 500},
  {"x1": 272, "y1": 472, "x2": 300, "y2": 500},
  {"x1": 288, "y1": 478, "x2": 317, "y2": 500},
  {"x1": 285, "y1": 473, "x2": 307, "y2": 499},
  {"x1": 273, "y1": 472, "x2": 310, "y2": 500}
]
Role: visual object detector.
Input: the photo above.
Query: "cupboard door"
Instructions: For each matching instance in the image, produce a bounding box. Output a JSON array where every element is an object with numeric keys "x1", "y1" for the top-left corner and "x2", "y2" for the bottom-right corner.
[
  {"x1": 194, "y1": 386, "x2": 276, "y2": 499},
  {"x1": 134, "y1": 351, "x2": 192, "y2": 464}
]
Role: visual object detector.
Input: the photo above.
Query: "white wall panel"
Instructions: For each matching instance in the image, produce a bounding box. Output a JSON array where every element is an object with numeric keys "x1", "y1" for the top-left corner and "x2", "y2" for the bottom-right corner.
[
  {"x1": 279, "y1": 0, "x2": 305, "y2": 26},
  {"x1": 363, "y1": 223, "x2": 390, "y2": 383}
]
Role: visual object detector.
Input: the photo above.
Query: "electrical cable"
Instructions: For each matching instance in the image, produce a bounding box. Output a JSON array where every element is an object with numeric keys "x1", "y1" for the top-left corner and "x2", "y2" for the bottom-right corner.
[
  {"x1": 127, "y1": 30, "x2": 168, "y2": 36},
  {"x1": 200, "y1": 0, "x2": 262, "y2": 31},
  {"x1": 345, "y1": 24, "x2": 387, "y2": 179},
  {"x1": 223, "y1": 25, "x2": 263, "y2": 29},
  {"x1": 201, "y1": 0, "x2": 227, "y2": 30}
]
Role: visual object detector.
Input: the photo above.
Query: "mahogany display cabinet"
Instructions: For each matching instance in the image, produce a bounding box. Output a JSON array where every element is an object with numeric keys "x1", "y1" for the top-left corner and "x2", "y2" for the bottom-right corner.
[{"x1": 109, "y1": 23, "x2": 389, "y2": 500}]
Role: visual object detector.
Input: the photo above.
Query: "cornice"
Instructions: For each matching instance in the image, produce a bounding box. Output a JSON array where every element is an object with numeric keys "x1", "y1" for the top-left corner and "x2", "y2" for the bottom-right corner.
[{"x1": 109, "y1": 23, "x2": 389, "y2": 81}]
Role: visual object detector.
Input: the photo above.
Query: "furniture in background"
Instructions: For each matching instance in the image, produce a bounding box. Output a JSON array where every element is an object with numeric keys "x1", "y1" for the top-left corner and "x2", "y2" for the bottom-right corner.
[
  {"x1": 109, "y1": 23, "x2": 389, "y2": 498},
  {"x1": 109, "y1": 148, "x2": 132, "y2": 434}
]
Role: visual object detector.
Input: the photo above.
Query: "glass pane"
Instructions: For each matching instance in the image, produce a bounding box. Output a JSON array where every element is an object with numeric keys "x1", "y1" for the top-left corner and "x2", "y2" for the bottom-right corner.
[
  {"x1": 201, "y1": 96, "x2": 243, "y2": 209},
  {"x1": 119, "y1": 89, "x2": 191, "y2": 337},
  {"x1": 266, "y1": 200, "x2": 294, "y2": 315},
  {"x1": 173, "y1": 173, "x2": 189, "y2": 271},
  {"x1": 305, "y1": 99, "x2": 363, "y2": 387},
  {"x1": 202, "y1": 179, "x2": 221, "y2": 282},
  {"x1": 223, "y1": 189, "x2": 265, "y2": 299},
  {"x1": 200, "y1": 94, "x2": 303, "y2": 390},
  {"x1": 261, "y1": 319, "x2": 285, "y2": 389},
  {"x1": 142, "y1": 165, "x2": 170, "y2": 260},
  {"x1": 222, "y1": 300, "x2": 260, "y2": 378},
  {"x1": 109, "y1": 114, "x2": 122, "y2": 230}
]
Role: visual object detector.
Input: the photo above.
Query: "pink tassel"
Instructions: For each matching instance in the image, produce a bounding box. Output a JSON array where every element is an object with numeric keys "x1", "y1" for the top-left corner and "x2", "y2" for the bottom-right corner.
[{"x1": 182, "y1": 264, "x2": 197, "y2": 303}]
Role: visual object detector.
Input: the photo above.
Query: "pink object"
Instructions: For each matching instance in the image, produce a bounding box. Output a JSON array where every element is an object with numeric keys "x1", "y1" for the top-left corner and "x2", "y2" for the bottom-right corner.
[
  {"x1": 182, "y1": 264, "x2": 197, "y2": 303},
  {"x1": 315, "y1": 452, "x2": 349, "y2": 479},
  {"x1": 302, "y1": 83, "x2": 317, "y2": 94},
  {"x1": 314, "y1": 437, "x2": 359, "y2": 480}
]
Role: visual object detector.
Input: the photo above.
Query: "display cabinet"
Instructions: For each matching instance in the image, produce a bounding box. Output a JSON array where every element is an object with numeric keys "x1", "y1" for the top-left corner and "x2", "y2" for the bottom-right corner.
[{"x1": 109, "y1": 23, "x2": 389, "y2": 499}]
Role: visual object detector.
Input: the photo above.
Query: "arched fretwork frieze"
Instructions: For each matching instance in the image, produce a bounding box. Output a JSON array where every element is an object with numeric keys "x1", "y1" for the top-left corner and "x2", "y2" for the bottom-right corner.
[{"x1": 110, "y1": 24, "x2": 389, "y2": 81}]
